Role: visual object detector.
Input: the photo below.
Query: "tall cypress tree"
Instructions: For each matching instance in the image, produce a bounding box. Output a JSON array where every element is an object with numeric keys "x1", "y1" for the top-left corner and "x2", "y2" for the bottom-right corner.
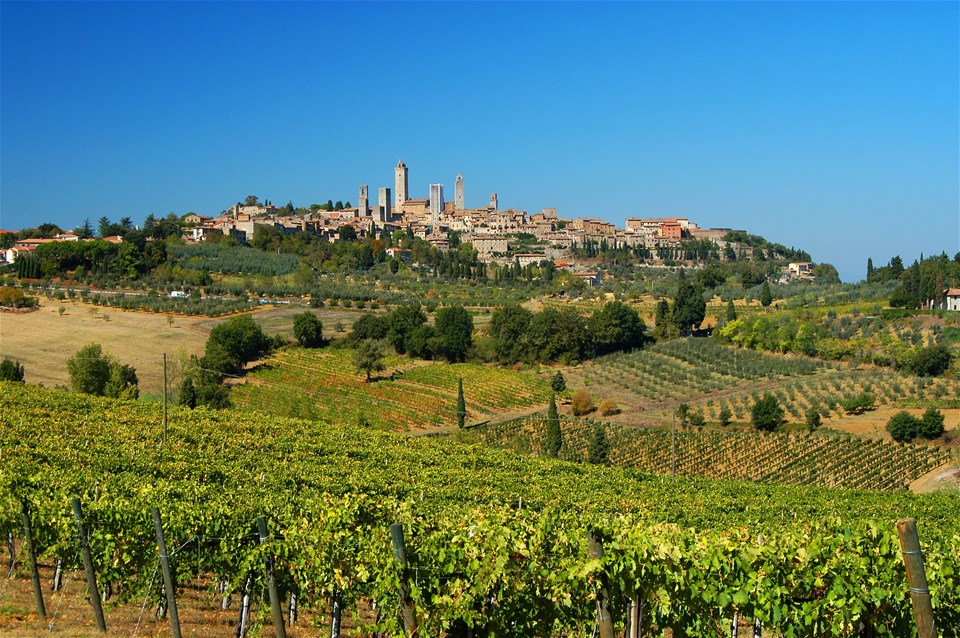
[
  {"x1": 760, "y1": 281, "x2": 773, "y2": 308},
  {"x1": 456, "y1": 377, "x2": 466, "y2": 429},
  {"x1": 545, "y1": 393, "x2": 562, "y2": 457},
  {"x1": 587, "y1": 424, "x2": 610, "y2": 465}
]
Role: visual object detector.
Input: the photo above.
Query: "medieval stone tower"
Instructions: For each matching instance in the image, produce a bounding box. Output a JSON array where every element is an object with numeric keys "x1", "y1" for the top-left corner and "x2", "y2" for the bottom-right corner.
[
  {"x1": 455, "y1": 174, "x2": 464, "y2": 211},
  {"x1": 394, "y1": 161, "x2": 409, "y2": 209}
]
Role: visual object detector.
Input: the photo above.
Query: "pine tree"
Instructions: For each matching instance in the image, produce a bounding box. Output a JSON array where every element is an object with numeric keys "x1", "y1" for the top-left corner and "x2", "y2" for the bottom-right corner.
[
  {"x1": 456, "y1": 377, "x2": 466, "y2": 429},
  {"x1": 551, "y1": 371, "x2": 566, "y2": 393},
  {"x1": 726, "y1": 299, "x2": 737, "y2": 322},
  {"x1": 587, "y1": 424, "x2": 610, "y2": 465},
  {"x1": 545, "y1": 394, "x2": 562, "y2": 457}
]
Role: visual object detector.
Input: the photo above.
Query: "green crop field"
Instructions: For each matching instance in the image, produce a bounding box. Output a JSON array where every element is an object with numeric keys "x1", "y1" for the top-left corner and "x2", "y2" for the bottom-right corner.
[
  {"x1": 2, "y1": 382, "x2": 959, "y2": 636},
  {"x1": 229, "y1": 347, "x2": 551, "y2": 431}
]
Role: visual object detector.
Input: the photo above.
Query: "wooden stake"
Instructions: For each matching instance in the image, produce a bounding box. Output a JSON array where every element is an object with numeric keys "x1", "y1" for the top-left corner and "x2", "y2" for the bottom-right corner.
[
  {"x1": 390, "y1": 523, "x2": 418, "y2": 637},
  {"x1": 71, "y1": 498, "x2": 106, "y2": 633},
  {"x1": 628, "y1": 596, "x2": 640, "y2": 638},
  {"x1": 587, "y1": 531, "x2": 614, "y2": 638},
  {"x1": 329, "y1": 588, "x2": 342, "y2": 638},
  {"x1": 162, "y1": 353, "x2": 168, "y2": 445},
  {"x1": 257, "y1": 518, "x2": 287, "y2": 638},
  {"x1": 897, "y1": 518, "x2": 938, "y2": 638},
  {"x1": 152, "y1": 507, "x2": 182, "y2": 638},
  {"x1": 20, "y1": 501, "x2": 46, "y2": 620}
]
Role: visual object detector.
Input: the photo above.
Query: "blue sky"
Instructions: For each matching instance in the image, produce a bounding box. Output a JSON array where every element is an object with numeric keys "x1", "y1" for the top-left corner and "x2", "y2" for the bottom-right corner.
[{"x1": 1, "y1": 1, "x2": 957, "y2": 282}]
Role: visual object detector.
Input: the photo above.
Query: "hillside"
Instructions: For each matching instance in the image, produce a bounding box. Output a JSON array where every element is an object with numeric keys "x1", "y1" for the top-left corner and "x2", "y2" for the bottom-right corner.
[{"x1": 1, "y1": 382, "x2": 958, "y2": 636}]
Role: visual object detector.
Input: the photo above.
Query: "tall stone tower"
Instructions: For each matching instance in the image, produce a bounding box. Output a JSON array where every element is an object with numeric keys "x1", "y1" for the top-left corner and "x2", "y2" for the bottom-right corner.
[
  {"x1": 378, "y1": 187, "x2": 391, "y2": 223},
  {"x1": 455, "y1": 174, "x2": 464, "y2": 211},
  {"x1": 358, "y1": 184, "x2": 369, "y2": 217},
  {"x1": 429, "y1": 183, "x2": 444, "y2": 227},
  {"x1": 394, "y1": 161, "x2": 409, "y2": 210},
  {"x1": 489, "y1": 193, "x2": 498, "y2": 210}
]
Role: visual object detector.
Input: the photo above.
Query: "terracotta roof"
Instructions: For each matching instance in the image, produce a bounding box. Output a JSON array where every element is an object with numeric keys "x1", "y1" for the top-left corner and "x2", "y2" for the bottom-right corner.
[{"x1": 945, "y1": 288, "x2": 960, "y2": 297}]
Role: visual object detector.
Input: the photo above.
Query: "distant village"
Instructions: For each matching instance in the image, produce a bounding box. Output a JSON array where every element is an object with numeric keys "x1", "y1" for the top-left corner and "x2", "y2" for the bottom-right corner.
[{"x1": 3, "y1": 160, "x2": 820, "y2": 285}]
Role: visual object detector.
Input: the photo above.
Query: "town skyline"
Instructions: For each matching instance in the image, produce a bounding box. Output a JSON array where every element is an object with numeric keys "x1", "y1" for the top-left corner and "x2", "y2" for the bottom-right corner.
[{"x1": 1, "y1": 1, "x2": 957, "y2": 282}]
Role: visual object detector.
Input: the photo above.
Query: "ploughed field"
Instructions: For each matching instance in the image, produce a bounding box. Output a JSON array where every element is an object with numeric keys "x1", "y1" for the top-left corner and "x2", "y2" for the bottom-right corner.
[{"x1": 1, "y1": 382, "x2": 958, "y2": 637}]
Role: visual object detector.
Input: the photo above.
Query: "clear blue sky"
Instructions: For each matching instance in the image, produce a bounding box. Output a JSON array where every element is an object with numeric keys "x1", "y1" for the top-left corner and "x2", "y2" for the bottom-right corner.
[{"x1": 1, "y1": 1, "x2": 957, "y2": 281}]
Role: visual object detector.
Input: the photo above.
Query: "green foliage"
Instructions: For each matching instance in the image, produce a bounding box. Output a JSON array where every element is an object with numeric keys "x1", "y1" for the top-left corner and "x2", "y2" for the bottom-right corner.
[
  {"x1": 104, "y1": 362, "x2": 139, "y2": 399},
  {"x1": 205, "y1": 314, "x2": 271, "y2": 375},
  {"x1": 687, "y1": 410, "x2": 705, "y2": 428},
  {"x1": 671, "y1": 270, "x2": 706, "y2": 333},
  {"x1": 902, "y1": 343, "x2": 953, "y2": 377},
  {"x1": 588, "y1": 301, "x2": 648, "y2": 355},
  {"x1": 550, "y1": 371, "x2": 566, "y2": 394},
  {"x1": 527, "y1": 307, "x2": 591, "y2": 364},
  {"x1": 350, "y1": 313, "x2": 390, "y2": 342},
  {"x1": 433, "y1": 305, "x2": 473, "y2": 363},
  {"x1": 2, "y1": 382, "x2": 960, "y2": 636},
  {"x1": 919, "y1": 407, "x2": 945, "y2": 440},
  {"x1": 456, "y1": 377, "x2": 466, "y2": 429},
  {"x1": 293, "y1": 312, "x2": 325, "y2": 348},
  {"x1": 387, "y1": 303, "x2": 427, "y2": 355},
  {"x1": 489, "y1": 304, "x2": 534, "y2": 363},
  {"x1": 587, "y1": 424, "x2": 610, "y2": 465},
  {"x1": 840, "y1": 392, "x2": 875, "y2": 415},
  {"x1": 406, "y1": 325, "x2": 438, "y2": 359},
  {"x1": 726, "y1": 299, "x2": 737, "y2": 322},
  {"x1": 675, "y1": 402, "x2": 691, "y2": 426},
  {"x1": 751, "y1": 393, "x2": 784, "y2": 432},
  {"x1": 168, "y1": 243, "x2": 300, "y2": 276},
  {"x1": 67, "y1": 343, "x2": 111, "y2": 395},
  {"x1": 718, "y1": 405, "x2": 732, "y2": 427},
  {"x1": 887, "y1": 411, "x2": 920, "y2": 442},
  {"x1": 544, "y1": 394, "x2": 562, "y2": 456},
  {"x1": 352, "y1": 339, "x2": 386, "y2": 381},
  {"x1": 759, "y1": 280, "x2": 773, "y2": 307},
  {"x1": 0, "y1": 358, "x2": 25, "y2": 382},
  {"x1": 66, "y1": 343, "x2": 138, "y2": 398},
  {"x1": 178, "y1": 377, "x2": 197, "y2": 408},
  {"x1": 805, "y1": 407, "x2": 822, "y2": 432}
]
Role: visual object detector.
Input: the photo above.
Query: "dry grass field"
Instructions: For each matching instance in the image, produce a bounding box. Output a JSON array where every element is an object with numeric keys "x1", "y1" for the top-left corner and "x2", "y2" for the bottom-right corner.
[
  {"x1": 0, "y1": 301, "x2": 375, "y2": 396},
  {"x1": 0, "y1": 301, "x2": 209, "y2": 396}
]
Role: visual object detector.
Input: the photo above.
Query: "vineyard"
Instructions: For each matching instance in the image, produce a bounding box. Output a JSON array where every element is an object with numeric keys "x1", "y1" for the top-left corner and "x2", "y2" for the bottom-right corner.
[
  {"x1": 575, "y1": 338, "x2": 960, "y2": 425},
  {"x1": 229, "y1": 347, "x2": 551, "y2": 431},
  {"x1": 472, "y1": 416, "x2": 955, "y2": 492},
  {"x1": 578, "y1": 339, "x2": 829, "y2": 403},
  {"x1": 1, "y1": 383, "x2": 959, "y2": 636}
]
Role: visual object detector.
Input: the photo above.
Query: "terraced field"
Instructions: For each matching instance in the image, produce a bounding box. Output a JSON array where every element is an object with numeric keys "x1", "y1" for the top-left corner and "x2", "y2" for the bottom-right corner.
[{"x1": 230, "y1": 347, "x2": 551, "y2": 432}]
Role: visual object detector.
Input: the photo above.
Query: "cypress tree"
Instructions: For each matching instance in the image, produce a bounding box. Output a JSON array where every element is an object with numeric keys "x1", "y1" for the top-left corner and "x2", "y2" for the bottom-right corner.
[
  {"x1": 760, "y1": 281, "x2": 773, "y2": 308},
  {"x1": 179, "y1": 377, "x2": 197, "y2": 408},
  {"x1": 587, "y1": 424, "x2": 610, "y2": 465},
  {"x1": 456, "y1": 377, "x2": 466, "y2": 429},
  {"x1": 726, "y1": 299, "x2": 737, "y2": 322},
  {"x1": 545, "y1": 393, "x2": 562, "y2": 457}
]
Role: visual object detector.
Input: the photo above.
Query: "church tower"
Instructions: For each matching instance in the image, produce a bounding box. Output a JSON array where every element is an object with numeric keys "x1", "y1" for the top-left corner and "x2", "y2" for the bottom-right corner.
[
  {"x1": 455, "y1": 174, "x2": 464, "y2": 211},
  {"x1": 395, "y1": 161, "x2": 409, "y2": 210}
]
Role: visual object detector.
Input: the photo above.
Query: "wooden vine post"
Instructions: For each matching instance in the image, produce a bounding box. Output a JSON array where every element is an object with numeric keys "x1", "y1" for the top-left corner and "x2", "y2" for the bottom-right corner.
[
  {"x1": 390, "y1": 523, "x2": 418, "y2": 637},
  {"x1": 587, "y1": 531, "x2": 614, "y2": 638},
  {"x1": 896, "y1": 518, "x2": 938, "y2": 638},
  {"x1": 151, "y1": 507, "x2": 182, "y2": 638},
  {"x1": 20, "y1": 501, "x2": 46, "y2": 620},
  {"x1": 71, "y1": 498, "x2": 106, "y2": 633},
  {"x1": 257, "y1": 518, "x2": 287, "y2": 638}
]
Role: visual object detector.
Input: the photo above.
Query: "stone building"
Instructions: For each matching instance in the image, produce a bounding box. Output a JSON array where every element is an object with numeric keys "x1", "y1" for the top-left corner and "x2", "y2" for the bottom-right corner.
[
  {"x1": 395, "y1": 161, "x2": 409, "y2": 209},
  {"x1": 429, "y1": 184, "x2": 444, "y2": 227},
  {"x1": 455, "y1": 174, "x2": 465, "y2": 211}
]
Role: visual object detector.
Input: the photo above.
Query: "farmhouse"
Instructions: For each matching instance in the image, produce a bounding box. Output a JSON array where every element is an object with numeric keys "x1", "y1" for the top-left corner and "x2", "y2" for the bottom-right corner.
[{"x1": 929, "y1": 288, "x2": 960, "y2": 312}]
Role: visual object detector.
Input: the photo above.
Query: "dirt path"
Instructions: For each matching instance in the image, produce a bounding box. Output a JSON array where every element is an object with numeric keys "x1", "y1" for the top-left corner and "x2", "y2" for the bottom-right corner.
[{"x1": 909, "y1": 460, "x2": 960, "y2": 493}]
